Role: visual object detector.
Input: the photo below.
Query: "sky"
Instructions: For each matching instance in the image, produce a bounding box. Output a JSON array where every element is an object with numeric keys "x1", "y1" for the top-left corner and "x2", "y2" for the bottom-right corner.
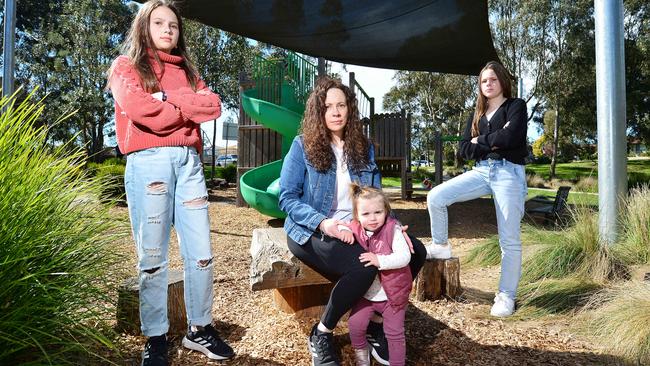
[{"x1": 201, "y1": 61, "x2": 542, "y2": 148}]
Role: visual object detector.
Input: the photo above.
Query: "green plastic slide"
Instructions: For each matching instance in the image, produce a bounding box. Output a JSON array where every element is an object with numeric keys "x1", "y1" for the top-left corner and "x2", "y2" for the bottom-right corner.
[{"x1": 239, "y1": 86, "x2": 303, "y2": 218}]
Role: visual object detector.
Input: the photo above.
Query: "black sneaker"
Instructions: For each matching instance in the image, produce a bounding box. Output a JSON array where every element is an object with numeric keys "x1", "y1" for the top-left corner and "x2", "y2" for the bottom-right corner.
[
  {"x1": 307, "y1": 324, "x2": 340, "y2": 366},
  {"x1": 366, "y1": 321, "x2": 389, "y2": 365},
  {"x1": 182, "y1": 323, "x2": 235, "y2": 360},
  {"x1": 141, "y1": 335, "x2": 168, "y2": 366}
]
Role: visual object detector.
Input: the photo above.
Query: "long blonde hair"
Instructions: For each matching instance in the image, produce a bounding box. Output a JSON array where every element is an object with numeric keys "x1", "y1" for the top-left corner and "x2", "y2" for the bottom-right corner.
[
  {"x1": 301, "y1": 76, "x2": 370, "y2": 172},
  {"x1": 349, "y1": 182, "x2": 391, "y2": 222},
  {"x1": 110, "y1": 0, "x2": 198, "y2": 92},
  {"x1": 471, "y1": 61, "x2": 513, "y2": 137}
]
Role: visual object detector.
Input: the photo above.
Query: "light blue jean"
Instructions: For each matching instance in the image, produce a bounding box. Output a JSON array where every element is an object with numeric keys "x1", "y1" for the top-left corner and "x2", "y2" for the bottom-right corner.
[
  {"x1": 427, "y1": 159, "x2": 527, "y2": 299},
  {"x1": 125, "y1": 146, "x2": 213, "y2": 336}
]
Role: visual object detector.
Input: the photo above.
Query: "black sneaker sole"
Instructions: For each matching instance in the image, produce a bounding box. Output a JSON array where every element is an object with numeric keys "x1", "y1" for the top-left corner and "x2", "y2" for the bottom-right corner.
[{"x1": 182, "y1": 336, "x2": 234, "y2": 360}]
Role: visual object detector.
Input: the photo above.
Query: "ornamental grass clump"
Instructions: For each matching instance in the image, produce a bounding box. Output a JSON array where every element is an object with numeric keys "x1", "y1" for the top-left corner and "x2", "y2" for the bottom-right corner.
[
  {"x1": 581, "y1": 281, "x2": 650, "y2": 365},
  {"x1": 614, "y1": 184, "x2": 650, "y2": 265},
  {"x1": 521, "y1": 206, "x2": 627, "y2": 283},
  {"x1": 0, "y1": 91, "x2": 127, "y2": 364}
]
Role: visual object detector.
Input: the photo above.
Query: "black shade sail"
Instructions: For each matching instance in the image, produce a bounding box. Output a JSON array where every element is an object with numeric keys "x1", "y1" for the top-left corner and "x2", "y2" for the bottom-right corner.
[{"x1": 161, "y1": 0, "x2": 499, "y2": 75}]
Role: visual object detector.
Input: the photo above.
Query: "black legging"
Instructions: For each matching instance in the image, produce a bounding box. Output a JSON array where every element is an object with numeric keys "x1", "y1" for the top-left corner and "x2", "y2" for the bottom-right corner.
[{"x1": 287, "y1": 233, "x2": 426, "y2": 330}]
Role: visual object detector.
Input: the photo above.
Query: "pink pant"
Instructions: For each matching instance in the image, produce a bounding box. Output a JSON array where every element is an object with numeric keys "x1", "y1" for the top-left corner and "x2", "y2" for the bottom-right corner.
[{"x1": 348, "y1": 298, "x2": 406, "y2": 366}]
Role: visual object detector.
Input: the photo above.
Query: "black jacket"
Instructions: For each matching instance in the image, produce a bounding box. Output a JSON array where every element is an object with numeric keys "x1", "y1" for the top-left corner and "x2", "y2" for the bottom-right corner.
[{"x1": 459, "y1": 98, "x2": 528, "y2": 165}]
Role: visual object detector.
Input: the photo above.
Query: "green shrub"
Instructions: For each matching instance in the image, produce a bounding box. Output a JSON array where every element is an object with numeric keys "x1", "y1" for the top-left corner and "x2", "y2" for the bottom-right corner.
[
  {"x1": 102, "y1": 157, "x2": 125, "y2": 166},
  {"x1": 204, "y1": 164, "x2": 237, "y2": 183},
  {"x1": 412, "y1": 168, "x2": 433, "y2": 181},
  {"x1": 87, "y1": 160, "x2": 126, "y2": 200},
  {"x1": 628, "y1": 171, "x2": 650, "y2": 190},
  {"x1": 220, "y1": 163, "x2": 237, "y2": 183},
  {"x1": 0, "y1": 91, "x2": 127, "y2": 364}
]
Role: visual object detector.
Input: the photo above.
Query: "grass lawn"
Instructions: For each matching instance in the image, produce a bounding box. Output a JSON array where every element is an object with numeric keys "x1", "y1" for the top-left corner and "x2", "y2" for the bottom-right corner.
[
  {"x1": 526, "y1": 158, "x2": 650, "y2": 181},
  {"x1": 527, "y1": 187, "x2": 598, "y2": 206}
]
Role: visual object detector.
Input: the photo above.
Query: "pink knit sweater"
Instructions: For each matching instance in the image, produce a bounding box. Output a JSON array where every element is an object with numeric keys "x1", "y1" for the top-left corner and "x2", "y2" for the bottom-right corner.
[{"x1": 109, "y1": 50, "x2": 221, "y2": 154}]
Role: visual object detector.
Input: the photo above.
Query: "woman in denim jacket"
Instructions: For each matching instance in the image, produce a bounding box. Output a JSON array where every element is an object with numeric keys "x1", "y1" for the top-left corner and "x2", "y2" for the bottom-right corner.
[
  {"x1": 279, "y1": 76, "x2": 425, "y2": 366},
  {"x1": 426, "y1": 61, "x2": 528, "y2": 318}
]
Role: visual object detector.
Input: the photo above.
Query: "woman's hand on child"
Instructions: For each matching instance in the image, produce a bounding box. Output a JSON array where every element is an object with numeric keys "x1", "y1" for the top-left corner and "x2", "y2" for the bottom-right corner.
[
  {"x1": 320, "y1": 218, "x2": 351, "y2": 243},
  {"x1": 359, "y1": 252, "x2": 379, "y2": 267}
]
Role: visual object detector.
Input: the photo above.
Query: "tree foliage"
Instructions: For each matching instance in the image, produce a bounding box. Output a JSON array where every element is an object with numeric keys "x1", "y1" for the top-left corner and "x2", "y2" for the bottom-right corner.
[{"x1": 383, "y1": 71, "x2": 475, "y2": 164}]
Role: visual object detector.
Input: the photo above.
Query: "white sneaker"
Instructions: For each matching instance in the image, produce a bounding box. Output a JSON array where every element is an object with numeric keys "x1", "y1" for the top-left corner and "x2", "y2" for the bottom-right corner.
[
  {"x1": 426, "y1": 243, "x2": 452, "y2": 259},
  {"x1": 490, "y1": 292, "x2": 515, "y2": 317}
]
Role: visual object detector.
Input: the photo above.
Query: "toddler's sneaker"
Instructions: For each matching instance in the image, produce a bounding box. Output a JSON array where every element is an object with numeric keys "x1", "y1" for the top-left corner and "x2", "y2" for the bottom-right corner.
[
  {"x1": 182, "y1": 324, "x2": 235, "y2": 360},
  {"x1": 366, "y1": 321, "x2": 389, "y2": 365},
  {"x1": 490, "y1": 292, "x2": 515, "y2": 317},
  {"x1": 425, "y1": 243, "x2": 452, "y2": 259},
  {"x1": 141, "y1": 334, "x2": 167, "y2": 366}
]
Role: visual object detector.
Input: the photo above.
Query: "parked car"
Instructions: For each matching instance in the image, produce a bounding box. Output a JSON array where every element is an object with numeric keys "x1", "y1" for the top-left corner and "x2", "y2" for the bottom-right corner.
[
  {"x1": 215, "y1": 154, "x2": 238, "y2": 166},
  {"x1": 411, "y1": 159, "x2": 430, "y2": 167}
]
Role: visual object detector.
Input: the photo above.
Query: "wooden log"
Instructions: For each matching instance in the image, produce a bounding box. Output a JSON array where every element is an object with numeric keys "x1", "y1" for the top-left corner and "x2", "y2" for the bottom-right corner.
[
  {"x1": 414, "y1": 257, "x2": 461, "y2": 301},
  {"x1": 250, "y1": 228, "x2": 329, "y2": 291},
  {"x1": 116, "y1": 269, "x2": 187, "y2": 335}
]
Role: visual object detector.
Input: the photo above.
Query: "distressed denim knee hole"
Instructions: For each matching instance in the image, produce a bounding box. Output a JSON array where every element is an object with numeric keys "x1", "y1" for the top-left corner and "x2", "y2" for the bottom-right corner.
[
  {"x1": 143, "y1": 267, "x2": 160, "y2": 274},
  {"x1": 197, "y1": 257, "x2": 213, "y2": 269},
  {"x1": 146, "y1": 181, "x2": 167, "y2": 194},
  {"x1": 183, "y1": 196, "x2": 208, "y2": 209}
]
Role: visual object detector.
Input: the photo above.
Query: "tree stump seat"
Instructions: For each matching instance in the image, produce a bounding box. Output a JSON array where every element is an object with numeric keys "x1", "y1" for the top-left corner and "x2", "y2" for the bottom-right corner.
[
  {"x1": 250, "y1": 228, "x2": 332, "y2": 318},
  {"x1": 414, "y1": 257, "x2": 461, "y2": 301},
  {"x1": 250, "y1": 229, "x2": 462, "y2": 318},
  {"x1": 116, "y1": 269, "x2": 188, "y2": 335}
]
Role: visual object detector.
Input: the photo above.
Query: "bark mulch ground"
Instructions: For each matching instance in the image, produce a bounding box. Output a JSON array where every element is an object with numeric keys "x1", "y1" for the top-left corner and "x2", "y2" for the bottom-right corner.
[{"x1": 110, "y1": 187, "x2": 624, "y2": 365}]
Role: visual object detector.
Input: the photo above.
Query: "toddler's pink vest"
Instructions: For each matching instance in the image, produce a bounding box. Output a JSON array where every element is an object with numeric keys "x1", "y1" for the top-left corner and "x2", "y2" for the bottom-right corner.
[{"x1": 349, "y1": 217, "x2": 412, "y2": 312}]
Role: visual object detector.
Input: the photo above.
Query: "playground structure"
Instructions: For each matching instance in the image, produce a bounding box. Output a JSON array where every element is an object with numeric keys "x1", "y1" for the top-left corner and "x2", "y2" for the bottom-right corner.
[{"x1": 235, "y1": 52, "x2": 413, "y2": 218}]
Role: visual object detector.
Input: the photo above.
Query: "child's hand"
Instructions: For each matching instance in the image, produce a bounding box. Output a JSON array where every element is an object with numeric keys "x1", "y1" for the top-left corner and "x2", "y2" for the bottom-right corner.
[
  {"x1": 338, "y1": 229, "x2": 354, "y2": 244},
  {"x1": 400, "y1": 225, "x2": 415, "y2": 254},
  {"x1": 359, "y1": 252, "x2": 379, "y2": 267}
]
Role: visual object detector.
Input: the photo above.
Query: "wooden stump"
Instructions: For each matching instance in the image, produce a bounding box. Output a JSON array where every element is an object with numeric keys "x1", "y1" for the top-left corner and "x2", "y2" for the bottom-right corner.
[
  {"x1": 414, "y1": 257, "x2": 461, "y2": 301},
  {"x1": 250, "y1": 228, "x2": 332, "y2": 318},
  {"x1": 116, "y1": 269, "x2": 187, "y2": 335}
]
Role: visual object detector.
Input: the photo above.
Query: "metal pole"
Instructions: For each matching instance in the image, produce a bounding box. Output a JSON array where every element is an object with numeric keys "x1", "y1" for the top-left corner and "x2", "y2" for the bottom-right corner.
[
  {"x1": 317, "y1": 57, "x2": 326, "y2": 77},
  {"x1": 594, "y1": 0, "x2": 627, "y2": 245},
  {"x1": 2, "y1": 0, "x2": 17, "y2": 97}
]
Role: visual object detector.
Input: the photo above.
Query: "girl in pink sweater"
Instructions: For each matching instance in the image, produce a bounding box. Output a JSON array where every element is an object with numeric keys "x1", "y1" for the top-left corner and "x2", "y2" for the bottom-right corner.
[{"x1": 107, "y1": 1, "x2": 233, "y2": 365}]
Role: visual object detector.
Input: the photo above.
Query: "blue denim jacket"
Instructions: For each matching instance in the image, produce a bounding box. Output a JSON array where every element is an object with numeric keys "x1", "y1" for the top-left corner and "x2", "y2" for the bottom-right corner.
[{"x1": 279, "y1": 136, "x2": 381, "y2": 244}]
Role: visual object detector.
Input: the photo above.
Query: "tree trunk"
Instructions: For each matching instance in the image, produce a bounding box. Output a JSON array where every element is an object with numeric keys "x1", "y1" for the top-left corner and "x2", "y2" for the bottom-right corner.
[{"x1": 550, "y1": 103, "x2": 560, "y2": 179}]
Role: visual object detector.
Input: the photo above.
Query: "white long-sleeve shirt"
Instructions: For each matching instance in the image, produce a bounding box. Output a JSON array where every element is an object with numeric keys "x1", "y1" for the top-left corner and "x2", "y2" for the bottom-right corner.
[{"x1": 363, "y1": 226, "x2": 411, "y2": 302}]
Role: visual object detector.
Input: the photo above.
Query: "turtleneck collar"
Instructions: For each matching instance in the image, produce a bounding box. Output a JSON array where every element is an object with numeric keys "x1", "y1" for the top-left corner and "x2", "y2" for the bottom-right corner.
[{"x1": 148, "y1": 49, "x2": 183, "y2": 65}]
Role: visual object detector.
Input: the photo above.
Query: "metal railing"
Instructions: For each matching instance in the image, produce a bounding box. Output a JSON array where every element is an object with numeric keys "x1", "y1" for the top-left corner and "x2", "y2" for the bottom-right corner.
[
  {"x1": 250, "y1": 51, "x2": 317, "y2": 106},
  {"x1": 349, "y1": 72, "x2": 374, "y2": 121}
]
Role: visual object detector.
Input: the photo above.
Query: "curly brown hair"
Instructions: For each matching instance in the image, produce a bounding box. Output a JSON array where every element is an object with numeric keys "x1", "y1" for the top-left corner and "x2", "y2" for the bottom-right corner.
[{"x1": 301, "y1": 76, "x2": 370, "y2": 172}]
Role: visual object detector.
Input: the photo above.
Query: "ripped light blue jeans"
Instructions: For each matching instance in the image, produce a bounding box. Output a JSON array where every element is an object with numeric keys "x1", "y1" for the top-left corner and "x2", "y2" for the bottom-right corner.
[
  {"x1": 125, "y1": 146, "x2": 213, "y2": 336},
  {"x1": 427, "y1": 159, "x2": 527, "y2": 299}
]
